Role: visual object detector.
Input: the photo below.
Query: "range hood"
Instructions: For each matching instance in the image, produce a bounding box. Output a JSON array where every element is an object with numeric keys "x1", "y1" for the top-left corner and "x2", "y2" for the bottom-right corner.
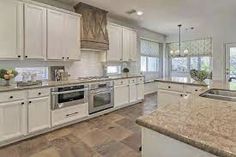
[{"x1": 74, "y1": 3, "x2": 109, "y2": 51}]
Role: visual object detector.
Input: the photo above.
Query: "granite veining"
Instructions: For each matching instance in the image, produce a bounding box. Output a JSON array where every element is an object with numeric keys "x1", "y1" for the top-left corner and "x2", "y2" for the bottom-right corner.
[
  {"x1": 155, "y1": 77, "x2": 209, "y2": 86},
  {"x1": 0, "y1": 75, "x2": 143, "y2": 92},
  {"x1": 137, "y1": 81, "x2": 236, "y2": 157}
]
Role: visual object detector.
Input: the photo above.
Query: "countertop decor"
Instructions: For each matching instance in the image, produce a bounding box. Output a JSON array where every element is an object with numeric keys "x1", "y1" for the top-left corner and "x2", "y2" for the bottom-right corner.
[
  {"x1": 190, "y1": 69, "x2": 209, "y2": 82},
  {"x1": 0, "y1": 69, "x2": 18, "y2": 86}
]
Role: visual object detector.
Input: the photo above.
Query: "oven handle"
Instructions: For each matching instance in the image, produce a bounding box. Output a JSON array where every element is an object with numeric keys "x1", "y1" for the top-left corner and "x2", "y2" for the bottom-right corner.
[
  {"x1": 90, "y1": 88, "x2": 113, "y2": 94},
  {"x1": 51, "y1": 88, "x2": 88, "y2": 95}
]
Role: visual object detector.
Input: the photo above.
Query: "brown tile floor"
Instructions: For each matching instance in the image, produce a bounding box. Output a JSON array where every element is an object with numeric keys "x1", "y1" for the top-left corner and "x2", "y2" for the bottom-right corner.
[{"x1": 0, "y1": 93, "x2": 157, "y2": 157}]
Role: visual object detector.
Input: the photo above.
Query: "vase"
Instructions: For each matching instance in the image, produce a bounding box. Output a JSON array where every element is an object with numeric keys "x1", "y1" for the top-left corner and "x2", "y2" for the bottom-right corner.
[{"x1": 4, "y1": 80, "x2": 10, "y2": 86}]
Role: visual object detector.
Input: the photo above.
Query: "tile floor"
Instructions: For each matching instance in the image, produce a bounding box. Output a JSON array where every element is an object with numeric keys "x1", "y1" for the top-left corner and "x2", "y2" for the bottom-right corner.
[{"x1": 0, "y1": 93, "x2": 157, "y2": 157}]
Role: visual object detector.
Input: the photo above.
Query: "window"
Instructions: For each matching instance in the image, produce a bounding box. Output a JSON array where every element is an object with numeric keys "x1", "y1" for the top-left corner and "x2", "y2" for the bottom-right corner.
[
  {"x1": 171, "y1": 57, "x2": 188, "y2": 73},
  {"x1": 106, "y1": 65, "x2": 121, "y2": 75},
  {"x1": 15, "y1": 67, "x2": 48, "y2": 82},
  {"x1": 140, "y1": 39, "x2": 161, "y2": 80}
]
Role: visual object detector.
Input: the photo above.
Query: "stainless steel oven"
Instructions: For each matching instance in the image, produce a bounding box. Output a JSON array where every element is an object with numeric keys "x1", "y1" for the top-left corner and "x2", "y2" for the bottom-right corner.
[
  {"x1": 89, "y1": 81, "x2": 114, "y2": 114},
  {"x1": 51, "y1": 84, "x2": 88, "y2": 110}
]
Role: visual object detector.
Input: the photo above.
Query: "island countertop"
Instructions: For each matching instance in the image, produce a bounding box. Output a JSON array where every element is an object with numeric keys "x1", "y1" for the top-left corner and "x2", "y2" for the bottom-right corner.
[
  {"x1": 136, "y1": 80, "x2": 236, "y2": 157},
  {"x1": 155, "y1": 77, "x2": 210, "y2": 86}
]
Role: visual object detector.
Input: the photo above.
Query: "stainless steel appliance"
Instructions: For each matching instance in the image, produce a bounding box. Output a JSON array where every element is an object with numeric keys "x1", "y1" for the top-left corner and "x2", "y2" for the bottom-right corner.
[
  {"x1": 51, "y1": 84, "x2": 88, "y2": 110},
  {"x1": 89, "y1": 81, "x2": 114, "y2": 114}
]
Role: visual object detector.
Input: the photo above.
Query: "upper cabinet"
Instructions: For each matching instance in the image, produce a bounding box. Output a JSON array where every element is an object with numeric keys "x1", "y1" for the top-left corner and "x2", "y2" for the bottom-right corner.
[
  {"x1": 0, "y1": 0, "x2": 23, "y2": 59},
  {"x1": 123, "y1": 27, "x2": 137, "y2": 62},
  {"x1": 107, "y1": 24, "x2": 123, "y2": 61},
  {"x1": 24, "y1": 3, "x2": 46, "y2": 60},
  {"x1": 107, "y1": 23, "x2": 138, "y2": 62},
  {"x1": 47, "y1": 9, "x2": 81, "y2": 61}
]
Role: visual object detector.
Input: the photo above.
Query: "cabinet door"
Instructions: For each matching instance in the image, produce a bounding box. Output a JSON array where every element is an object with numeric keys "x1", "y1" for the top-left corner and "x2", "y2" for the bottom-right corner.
[
  {"x1": 122, "y1": 28, "x2": 131, "y2": 61},
  {"x1": 47, "y1": 9, "x2": 65, "y2": 60},
  {"x1": 24, "y1": 4, "x2": 46, "y2": 59},
  {"x1": 0, "y1": 0, "x2": 23, "y2": 59},
  {"x1": 28, "y1": 97, "x2": 50, "y2": 133},
  {"x1": 158, "y1": 90, "x2": 183, "y2": 108},
  {"x1": 129, "y1": 84, "x2": 137, "y2": 103},
  {"x1": 107, "y1": 24, "x2": 123, "y2": 61},
  {"x1": 129, "y1": 31, "x2": 137, "y2": 61},
  {"x1": 114, "y1": 85, "x2": 129, "y2": 107},
  {"x1": 137, "y1": 83, "x2": 144, "y2": 100},
  {"x1": 64, "y1": 14, "x2": 81, "y2": 61},
  {"x1": 0, "y1": 101, "x2": 26, "y2": 142}
]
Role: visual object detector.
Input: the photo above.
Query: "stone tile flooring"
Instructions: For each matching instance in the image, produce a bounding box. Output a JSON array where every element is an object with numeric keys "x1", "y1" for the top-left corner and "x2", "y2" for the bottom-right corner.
[{"x1": 0, "y1": 94, "x2": 157, "y2": 157}]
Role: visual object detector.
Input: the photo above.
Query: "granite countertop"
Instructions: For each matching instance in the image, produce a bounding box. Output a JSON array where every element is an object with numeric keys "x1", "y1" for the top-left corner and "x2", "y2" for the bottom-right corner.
[
  {"x1": 155, "y1": 77, "x2": 210, "y2": 86},
  {"x1": 0, "y1": 75, "x2": 143, "y2": 92},
  {"x1": 136, "y1": 80, "x2": 236, "y2": 157}
]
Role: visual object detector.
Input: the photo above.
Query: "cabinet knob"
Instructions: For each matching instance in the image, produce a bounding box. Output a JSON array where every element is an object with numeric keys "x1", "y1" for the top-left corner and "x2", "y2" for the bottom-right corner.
[
  {"x1": 67, "y1": 57, "x2": 69, "y2": 59},
  {"x1": 17, "y1": 55, "x2": 21, "y2": 58},
  {"x1": 195, "y1": 89, "x2": 198, "y2": 92},
  {"x1": 21, "y1": 102, "x2": 24, "y2": 105},
  {"x1": 168, "y1": 86, "x2": 171, "y2": 89},
  {"x1": 9, "y1": 96, "x2": 13, "y2": 99},
  {"x1": 62, "y1": 57, "x2": 64, "y2": 59},
  {"x1": 25, "y1": 56, "x2": 28, "y2": 58},
  {"x1": 180, "y1": 94, "x2": 183, "y2": 97},
  {"x1": 38, "y1": 92, "x2": 41, "y2": 95},
  {"x1": 29, "y1": 101, "x2": 32, "y2": 104}
]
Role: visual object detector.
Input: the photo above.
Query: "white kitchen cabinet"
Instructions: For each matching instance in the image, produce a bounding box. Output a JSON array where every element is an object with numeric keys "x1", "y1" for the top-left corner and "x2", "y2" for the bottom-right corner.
[
  {"x1": 158, "y1": 89, "x2": 184, "y2": 108},
  {"x1": 64, "y1": 13, "x2": 81, "y2": 61},
  {"x1": 107, "y1": 24, "x2": 123, "y2": 61},
  {"x1": 28, "y1": 96, "x2": 50, "y2": 133},
  {"x1": 24, "y1": 3, "x2": 46, "y2": 60},
  {"x1": 122, "y1": 27, "x2": 137, "y2": 61},
  {"x1": 0, "y1": 0, "x2": 23, "y2": 59},
  {"x1": 47, "y1": 9, "x2": 65, "y2": 60},
  {"x1": 137, "y1": 83, "x2": 144, "y2": 100},
  {"x1": 47, "y1": 9, "x2": 81, "y2": 61},
  {"x1": 114, "y1": 85, "x2": 129, "y2": 108},
  {"x1": 0, "y1": 100, "x2": 27, "y2": 142}
]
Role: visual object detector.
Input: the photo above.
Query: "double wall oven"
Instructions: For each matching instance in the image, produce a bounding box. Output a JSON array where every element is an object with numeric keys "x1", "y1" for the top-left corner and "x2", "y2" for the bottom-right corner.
[
  {"x1": 51, "y1": 84, "x2": 88, "y2": 110},
  {"x1": 88, "y1": 81, "x2": 114, "y2": 114}
]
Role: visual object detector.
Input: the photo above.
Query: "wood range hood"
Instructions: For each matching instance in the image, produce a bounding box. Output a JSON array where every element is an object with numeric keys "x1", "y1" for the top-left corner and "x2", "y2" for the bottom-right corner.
[{"x1": 74, "y1": 2, "x2": 109, "y2": 51}]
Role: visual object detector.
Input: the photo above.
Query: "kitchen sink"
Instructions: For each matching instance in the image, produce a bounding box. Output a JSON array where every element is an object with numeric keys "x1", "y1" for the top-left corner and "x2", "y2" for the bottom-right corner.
[{"x1": 200, "y1": 89, "x2": 236, "y2": 102}]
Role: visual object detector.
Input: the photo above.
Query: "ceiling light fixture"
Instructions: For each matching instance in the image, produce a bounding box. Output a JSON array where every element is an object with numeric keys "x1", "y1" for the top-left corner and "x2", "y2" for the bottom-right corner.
[{"x1": 136, "y1": 11, "x2": 144, "y2": 16}]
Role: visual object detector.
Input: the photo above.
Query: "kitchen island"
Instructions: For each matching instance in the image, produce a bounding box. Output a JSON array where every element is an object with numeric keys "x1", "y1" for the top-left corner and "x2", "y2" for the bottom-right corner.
[{"x1": 137, "y1": 79, "x2": 236, "y2": 157}]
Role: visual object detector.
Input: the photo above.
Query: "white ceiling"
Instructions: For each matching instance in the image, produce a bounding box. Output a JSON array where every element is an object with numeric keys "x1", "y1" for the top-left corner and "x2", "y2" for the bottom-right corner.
[{"x1": 54, "y1": 0, "x2": 236, "y2": 36}]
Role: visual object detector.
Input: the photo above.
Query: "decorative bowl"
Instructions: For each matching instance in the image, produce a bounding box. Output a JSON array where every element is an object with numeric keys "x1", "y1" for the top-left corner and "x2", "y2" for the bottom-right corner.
[{"x1": 190, "y1": 69, "x2": 208, "y2": 82}]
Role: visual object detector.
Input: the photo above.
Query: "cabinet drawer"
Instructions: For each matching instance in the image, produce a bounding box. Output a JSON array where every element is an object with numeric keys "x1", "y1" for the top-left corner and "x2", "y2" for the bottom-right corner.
[
  {"x1": 129, "y1": 78, "x2": 137, "y2": 84},
  {"x1": 137, "y1": 77, "x2": 144, "y2": 83},
  {"x1": 28, "y1": 88, "x2": 50, "y2": 98},
  {"x1": 52, "y1": 103, "x2": 88, "y2": 126},
  {"x1": 184, "y1": 85, "x2": 204, "y2": 94},
  {"x1": 158, "y1": 82, "x2": 184, "y2": 92},
  {"x1": 0, "y1": 91, "x2": 25, "y2": 103},
  {"x1": 114, "y1": 79, "x2": 129, "y2": 86}
]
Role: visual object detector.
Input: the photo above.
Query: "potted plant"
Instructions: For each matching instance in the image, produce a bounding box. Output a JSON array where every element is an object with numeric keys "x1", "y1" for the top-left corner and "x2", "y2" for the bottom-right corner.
[
  {"x1": 190, "y1": 69, "x2": 209, "y2": 83},
  {"x1": 0, "y1": 69, "x2": 18, "y2": 86},
  {"x1": 122, "y1": 68, "x2": 129, "y2": 77}
]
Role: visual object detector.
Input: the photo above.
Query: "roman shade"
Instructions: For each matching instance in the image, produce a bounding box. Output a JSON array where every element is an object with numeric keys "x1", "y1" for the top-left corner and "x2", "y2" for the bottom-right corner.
[
  {"x1": 141, "y1": 39, "x2": 160, "y2": 57},
  {"x1": 167, "y1": 38, "x2": 212, "y2": 57}
]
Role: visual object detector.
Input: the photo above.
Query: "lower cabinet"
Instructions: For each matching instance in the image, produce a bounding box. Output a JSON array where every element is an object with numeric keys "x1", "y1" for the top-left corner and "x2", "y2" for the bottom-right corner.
[
  {"x1": 28, "y1": 96, "x2": 50, "y2": 133},
  {"x1": 114, "y1": 85, "x2": 129, "y2": 108},
  {"x1": 0, "y1": 100, "x2": 27, "y2": 141},
  {"x1": 129, "y1": 83, "x2": 137, "y2": 103},
  {"x1": 137, "y1": 83, "x2": 144, "y2": 100}
]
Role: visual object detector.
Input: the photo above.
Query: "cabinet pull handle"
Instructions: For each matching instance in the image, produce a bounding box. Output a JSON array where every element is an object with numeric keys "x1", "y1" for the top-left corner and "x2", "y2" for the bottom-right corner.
[
  {"x1": 66, "y1": 112, "x2": 79, "y2": 117},
  {"x1": 21, "y1": 102, "x2": 24, "y2": 105},
  {"x1": 18, "y1": 55, "x2": 21, "y2": 58},
  {"x1": 62, "y1": 57, "x2": 64, "y2": 59},
  {"x1": 25, "y1": 56, "x2": 28, "y2": 58},
  {"x1": 67, "y1": 57, "x2": 69, "y2": 59},
  {"x1": 9, "y1": 96, "x2": 13, "y2": 99},
  {"x1": 38, "y1": 92, "x2": 41, "y2": 95},
  {"x1": 180, "y1": 94, "x2": 183, "y2": 97},
  {"x1": 29, "y1": 101, "x2": 32, "y2": 104},
  {"x1": 168, "y1": 86, "x2": 171, "y2": 89},
  {"x1": 195, "y1": 89, "x2": 198, "y2": 92}
]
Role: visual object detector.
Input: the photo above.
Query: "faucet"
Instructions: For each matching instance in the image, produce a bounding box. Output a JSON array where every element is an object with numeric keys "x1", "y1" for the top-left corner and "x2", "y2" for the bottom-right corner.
[{"x1": 228, "y1": 77, "x2": 236, "y2": 82}]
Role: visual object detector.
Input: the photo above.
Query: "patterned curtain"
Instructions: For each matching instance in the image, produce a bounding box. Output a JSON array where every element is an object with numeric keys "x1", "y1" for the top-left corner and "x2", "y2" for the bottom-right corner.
[
  {"x1": 167, "y1": 38, "x2": 212, "y2": 57},
  {"x1": 141, "y1": 39, "x2": 160, "y2": 57}
]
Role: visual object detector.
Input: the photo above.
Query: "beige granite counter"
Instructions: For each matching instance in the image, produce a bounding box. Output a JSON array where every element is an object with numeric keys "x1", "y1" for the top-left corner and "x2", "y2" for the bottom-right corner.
[
  {"x1": 0, "y1": 75, "x2": 143, "y2": 92},
  {"x1": 155, "y1": 77, "x2": 210, "y2": 86},
  {"x1": 137, "y1": 80, "x2": 236, "y2": 157}
]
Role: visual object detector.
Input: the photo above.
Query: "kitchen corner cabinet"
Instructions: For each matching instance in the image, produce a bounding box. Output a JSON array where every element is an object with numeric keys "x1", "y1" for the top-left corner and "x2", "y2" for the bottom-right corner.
[
  {"x1": 123, "y1": 28, "x2": 137, "y2": 62},
  {"x1": 0, "y1": 100, "x2": 27, "y2": 141},
  {"x1": 107, "y1": 24, "x2": 123, "y2": 61},
  {"x1": 24, "y1": 3, "x2": 46, "y2": 60},
  {"x1": 28, "y1": 96, "x2": 50, "y2": 133},
  {"x1": 47, "y1": 9, "x2": 81, "y2": 61},
  {"x1": 0, "y1": 0, "x2": 23, "y2": 59}
]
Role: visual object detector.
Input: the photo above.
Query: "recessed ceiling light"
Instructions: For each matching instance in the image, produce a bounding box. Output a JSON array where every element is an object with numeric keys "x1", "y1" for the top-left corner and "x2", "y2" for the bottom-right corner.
[{"x1": 137, "y1": 11, "x2": 144, "y2": 16}]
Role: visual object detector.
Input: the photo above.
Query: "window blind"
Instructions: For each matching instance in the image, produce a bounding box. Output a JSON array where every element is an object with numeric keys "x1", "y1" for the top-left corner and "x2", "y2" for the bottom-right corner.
[
  {"x1": 167, "y1": 38, "x2": 212, "y2": 57},
  {"x1": 141, "y1": 39, "x2": 160, "y2": 57}
]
